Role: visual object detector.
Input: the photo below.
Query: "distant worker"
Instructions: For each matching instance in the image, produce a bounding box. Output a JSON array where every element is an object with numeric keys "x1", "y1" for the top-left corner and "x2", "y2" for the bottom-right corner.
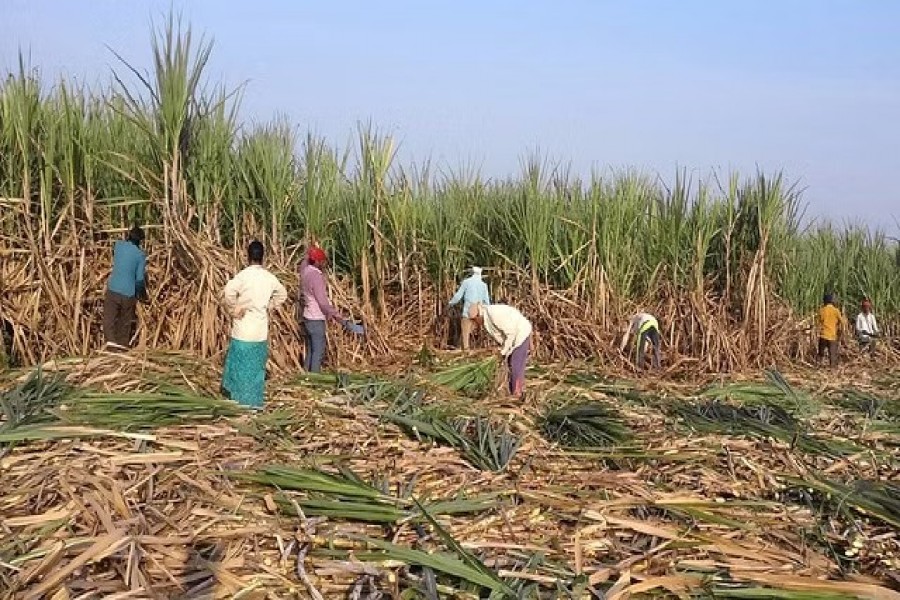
[
  {"x1": 817, "y1": 294, "x2": 845, "y2": 367},
  {"x1": 620, "y1": 312, "x2": 661, "y2": 371},
  {"x1": 103, "y1": 225, "x2": 147, "y2": 350},
  {"x1": 222, "y1": 240, "x2": 287, "y2": 409},
  {"x1": 448, "y1": 266, "x2": 491, "y2": 350},
  {"x1": 298, "y1": 246, "x2": 345, "y2": 373},
  {"x1": 469, "y1": 302, "x2": 531, "y2": 398},
  {"x1": 855, "y1": 298, "x2": 879, "y2": 355}
]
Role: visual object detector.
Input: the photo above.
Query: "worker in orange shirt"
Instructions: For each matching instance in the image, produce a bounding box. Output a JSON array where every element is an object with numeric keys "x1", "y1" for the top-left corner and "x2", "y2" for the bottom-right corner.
[{"x1": 817, "y1": 294, "x2": 846, "y2": 367}]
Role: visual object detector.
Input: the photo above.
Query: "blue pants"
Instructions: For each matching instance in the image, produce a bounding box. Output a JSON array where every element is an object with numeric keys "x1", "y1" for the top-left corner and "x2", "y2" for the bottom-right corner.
[{"x1": 304, "y1": 319, "x2": 327, "y2": 372}]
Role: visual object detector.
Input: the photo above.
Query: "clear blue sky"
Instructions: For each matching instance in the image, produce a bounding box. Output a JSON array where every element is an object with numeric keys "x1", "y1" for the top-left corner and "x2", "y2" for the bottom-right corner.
[{"x1": 4, "y1": 1, "x2": 899, "y2": 231}]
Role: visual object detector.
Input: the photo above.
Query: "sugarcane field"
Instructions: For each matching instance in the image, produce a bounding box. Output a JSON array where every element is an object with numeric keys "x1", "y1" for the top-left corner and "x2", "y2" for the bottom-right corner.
[{"x1": 2, "y1": 12, "x2": 900, "y2": 600}]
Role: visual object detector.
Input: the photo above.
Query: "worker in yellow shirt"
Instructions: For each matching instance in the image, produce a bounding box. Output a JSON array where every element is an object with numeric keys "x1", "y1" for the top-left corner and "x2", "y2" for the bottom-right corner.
[{"x1": 817, "y1": 294, "x2": 846, "y2": 367}]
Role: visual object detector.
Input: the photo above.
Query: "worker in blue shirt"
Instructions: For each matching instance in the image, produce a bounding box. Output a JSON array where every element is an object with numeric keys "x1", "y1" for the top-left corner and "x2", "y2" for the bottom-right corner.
[
  {"x1": 103, "y1": 225, "x2": 147, "y2": 349},
  {"x1": 448, "y1": 266, "x2": 491, "y2": 350}
]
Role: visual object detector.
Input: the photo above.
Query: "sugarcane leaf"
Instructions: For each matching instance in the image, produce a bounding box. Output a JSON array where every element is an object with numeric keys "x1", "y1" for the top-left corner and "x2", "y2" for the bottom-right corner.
[
  {"x1": 352, "y1": 538, "x2": 509, "y2": 593},
  {"x1": 412, "y1": 497, "x2": 516, "y2": 597}
]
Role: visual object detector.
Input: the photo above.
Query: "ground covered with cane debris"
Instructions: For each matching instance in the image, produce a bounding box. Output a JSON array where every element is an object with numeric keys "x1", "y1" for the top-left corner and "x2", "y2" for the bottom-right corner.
[{"x1": 1, "y1": 350, "x2": 899, "y2": 599}]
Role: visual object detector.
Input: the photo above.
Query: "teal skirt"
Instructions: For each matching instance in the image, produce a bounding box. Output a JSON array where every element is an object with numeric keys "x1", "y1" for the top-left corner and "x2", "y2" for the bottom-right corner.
[{"x1": 222, "y1": 339, "x2": 268, "y2": 408}]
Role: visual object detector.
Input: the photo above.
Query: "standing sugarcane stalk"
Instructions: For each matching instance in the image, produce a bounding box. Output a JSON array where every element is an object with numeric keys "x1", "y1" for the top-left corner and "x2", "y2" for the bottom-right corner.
[{"x1": 1, "y1": 15, "x2": 899, "y2": 372}]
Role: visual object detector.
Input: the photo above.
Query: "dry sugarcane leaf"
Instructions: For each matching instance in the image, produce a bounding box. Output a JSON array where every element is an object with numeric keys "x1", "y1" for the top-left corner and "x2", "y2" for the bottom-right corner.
[
  {"x1": 605, "y1": 569, "x2": 634, "y2": 600},
  {"x1": 599, "y1": 515, "x2": 686, "y2": 541},
  {"x1": 3, "y1": 508, "x2": 73, "y2": 528},
  {"x1": 107, "y1": 451, "x2": 186, "y2": 466},
  {"x1": 23, "y1": 530, "x2": 130, "y2": 600},
  {"x1": 730, "y1": 572, "x2": 900, "y2": 600},
  {"x1": 16, "y1": 540, "x2": 67, "y2": 587},
  {"x1": 618, "y1": 575, "x2": 696, "y2": 599},
  {"x1": 48, "y1": 587, "x2": 70, "y2": 600}
]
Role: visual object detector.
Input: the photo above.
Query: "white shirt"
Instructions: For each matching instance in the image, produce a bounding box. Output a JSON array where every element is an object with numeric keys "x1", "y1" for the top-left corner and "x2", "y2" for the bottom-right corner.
[
  {"x1": 481, "y1": 304, "x2": 532, "y2": 357},
  {"x1": 223, "y1": 265, "x2": 288, "y2": 342},
  {"x1": 856, "y1": 312, "x2": 878, "y2": 337},
  {"x1": 630, "y1": 313, "x2": 658, "y2": 335}
]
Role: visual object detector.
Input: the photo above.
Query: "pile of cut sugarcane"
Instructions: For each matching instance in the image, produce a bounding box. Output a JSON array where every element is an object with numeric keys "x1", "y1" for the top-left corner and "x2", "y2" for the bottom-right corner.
[{"x1": 1, "y1": 351, "x2": 899, "y2": 599}]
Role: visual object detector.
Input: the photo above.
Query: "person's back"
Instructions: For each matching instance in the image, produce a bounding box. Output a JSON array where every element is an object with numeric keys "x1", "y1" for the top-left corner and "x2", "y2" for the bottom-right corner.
[
  {"x1": 625, "y1": 312, "x2": 661, "y2": 370},
  {"x1": 466, "y1": 276, "x2": 490, "y2": 308},
  {"x1": 300, "y1": 261, "x2": 339, "y2": 321},
  {"x1": 300, "y1": 261, "x2": 321, "y2": 318},
  {"x1": 449, "y1": 267, "x2": 491, "y2": 350},
  {"x1": 474, "y1": 302, "x2": 533, "y2": 397},
  {"x1": 451, "y1": 271, "x2": 490, "y2": 317},
  {"x1": 817, "y1": 298, "x2": 844, "y2": 367},
  {"x1": 482, "y1": 304, "x2": 532, "y2": 351},
  {"x1": 297, "y1": 246, "x2": 344, "y2": 373},
  {"x1": 225, "y1": 265, "x2": 286, "y2": 342},
  {"x1": 221, "y1": 240, "x2": 286, "y2": 409},
  {"x1": 484, "y1": 303, "x2": 530, "y2": 327},
  {"x1": 818, "y1": 303, "x2": 842, "y2": 341},
  {"x1": 103, "y1": 227, "x2": 147, "y2": 349},
  {"x1": 108, "y1": 239, "x2": 146, "y2": 298},
  {"x1": 630, "y1": 312, "x2": 657, "y2": 335}
]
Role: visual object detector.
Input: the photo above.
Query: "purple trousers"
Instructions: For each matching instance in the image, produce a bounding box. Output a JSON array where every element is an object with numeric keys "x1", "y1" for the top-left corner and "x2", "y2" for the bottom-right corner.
[{"x1": 507, "y1": 335, "x2": 531, "y2": 395}]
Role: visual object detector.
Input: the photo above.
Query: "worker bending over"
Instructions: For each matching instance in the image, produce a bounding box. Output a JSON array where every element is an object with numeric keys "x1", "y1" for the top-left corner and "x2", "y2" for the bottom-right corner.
[
  {"x1": 469, "y1": 302, "x2": 531, "y2": 398},
  {"x1": 620, "y1": 312, "x2": 661, "y2": 371}
]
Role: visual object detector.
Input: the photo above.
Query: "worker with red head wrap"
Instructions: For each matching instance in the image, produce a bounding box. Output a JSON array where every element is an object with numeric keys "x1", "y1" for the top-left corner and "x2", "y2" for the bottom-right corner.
[{"x1": 298, "y1": 245, "x2": 345, "y2": 372}]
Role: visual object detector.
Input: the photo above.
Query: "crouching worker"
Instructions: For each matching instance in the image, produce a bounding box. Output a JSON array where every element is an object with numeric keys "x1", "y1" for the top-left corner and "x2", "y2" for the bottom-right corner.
[
  {"x1": 856, "y1": 298, "x2": 879, "y2": 355},
  {"x1": 221, "y1": 240, "x2": 287, "y2": 409},
  {"x1": 469, "y1": 302, "x2": 532, "y2": 398},
  {"x1": 620, "y1": 312, "x2": 661, "y2": 371}
]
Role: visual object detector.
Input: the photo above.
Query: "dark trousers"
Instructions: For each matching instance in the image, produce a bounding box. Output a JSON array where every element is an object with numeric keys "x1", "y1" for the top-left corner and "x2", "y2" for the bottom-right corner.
[
  {"x1": 637, "y1": 327, "x2": 661, "y2": 369},
  {"x1": 858, "y1": 336, "x2": 876, "y2": 355},
  {"x1": 818, "y1": 337, "x2": 838, "y2": 366},
  {"x1": 103, "y1": 290, "x2": 137, "y2": 347},
  {"x1": 303, "y1": 319, "x2": 327, "y2": 372}
]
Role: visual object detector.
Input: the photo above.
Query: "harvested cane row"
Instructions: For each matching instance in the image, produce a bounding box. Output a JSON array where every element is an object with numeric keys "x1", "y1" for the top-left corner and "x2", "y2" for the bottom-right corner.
[
  {"x1": 1, "y1": 351, "x2": 899, "y2": 599},
  {"x1": 7, "y1": 205, "x2": 899, "y2": 377}
]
